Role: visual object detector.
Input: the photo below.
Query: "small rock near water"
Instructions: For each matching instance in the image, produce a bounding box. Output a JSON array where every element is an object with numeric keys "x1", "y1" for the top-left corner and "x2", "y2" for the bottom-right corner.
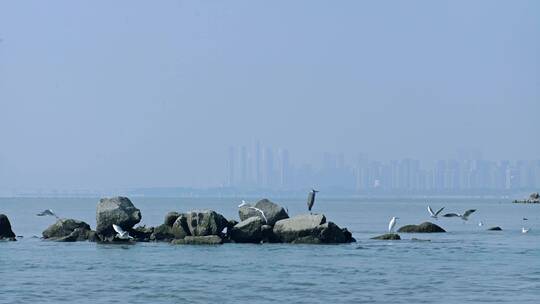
[
  {"x1": 171, "y1": 235, "x2": 223, "y2": 245},
  {"x1": 371, "y1": 233, "x2": 401, "y2": 240},
  {"x1": 42, "y1": 218, "x2": 96, "y2": 242},
  {"x1": 0, "y1": 214, "x2": 16, "y2": 241},
  {"x1": 397, "y1": 222, "x2": 446, "y2": 233},
  {"x1": 487, "y1": 226, "x2": 503, "y2": 231}
]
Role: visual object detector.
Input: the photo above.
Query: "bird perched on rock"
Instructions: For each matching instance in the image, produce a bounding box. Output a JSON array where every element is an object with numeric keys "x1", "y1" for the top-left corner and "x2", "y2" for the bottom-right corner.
[
  {"x1": 307, "y1": 189, "x2": 319, "y2": 213},
  {"x1": 388, "y1": 217, "x2": 399, "y2": 233}
]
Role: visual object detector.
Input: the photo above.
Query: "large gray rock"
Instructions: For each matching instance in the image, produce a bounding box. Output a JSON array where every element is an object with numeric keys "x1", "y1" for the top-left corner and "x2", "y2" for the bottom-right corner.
[
  {"x1": 171, "y1": 235, "x2": 223, "y2": 245},
  {"x1": 371, "y1": 233, "x2": 401, "y2": 240},
  {"x1": 185, "y1": 210, "x2": 227, "y2": 236},
  {"x1": 238, "y1": 199, "x2": 289, "y2": 226},
  {"x1": 171, "y1": 214, "x2": 190, "y2": 239},
  {"x1": 397, "y1": 222, "x2": 446, "y2": 233},
  {"x1": 164, "y1": 212, "x2": 181, "y2": 226},
  {"x1": 96, "y1": 196, "x2": 141, "y2": 237},
  {"x1": 273, "y1": 214, "x2": 353, "y2": 244},
  {"x1": 42, "y1": 219, "x2": 96, "y2": 242},
  {"x1": 0, "y1": 214, "x2": 16, "y2": 241},
  {"x1": 230, "y1": 217, "x2": 264, "y2": 243}
]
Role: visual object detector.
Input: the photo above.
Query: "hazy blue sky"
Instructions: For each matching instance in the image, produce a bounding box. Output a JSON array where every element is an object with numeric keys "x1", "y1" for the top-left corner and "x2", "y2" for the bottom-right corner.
[{"x1": 0, "y1": 1, "x2": 539, "y2": 189}]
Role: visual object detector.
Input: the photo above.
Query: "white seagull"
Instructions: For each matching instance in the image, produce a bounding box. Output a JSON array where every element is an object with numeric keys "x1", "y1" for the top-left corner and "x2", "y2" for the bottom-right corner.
[
  {"x1": 522, "y1": 227, "x2": 530, "y2": 234},
  {"x1": 112, "y1": 224, "x2": 133, "y2": 240},
  {"x1": 388, "y1": 216, "x2": 399, "y2": 233},
  {"x1": 478, "y1": 221, "x2": 484, "y2": 227},
  {"x1": 443, "y1": 209, "x2": 476, "y2": 221},
  {"x1": 427, "y1": 206, "x2": 445, "y2": 219},
  {"x1": 238, "y1": 200, "x2": 247, "y2": 208},
  {"x1": 249, "y1": 207, "x2": 268, "y2": 224},
  {"x1": 36, "y1": 209, "x2": 59, "y2": 219}
]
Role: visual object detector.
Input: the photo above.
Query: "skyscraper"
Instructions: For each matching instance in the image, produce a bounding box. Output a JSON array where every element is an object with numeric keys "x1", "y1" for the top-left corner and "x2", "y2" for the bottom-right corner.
[{"x1": 227, "y1": 146, "x2": 235, "y2": 187}]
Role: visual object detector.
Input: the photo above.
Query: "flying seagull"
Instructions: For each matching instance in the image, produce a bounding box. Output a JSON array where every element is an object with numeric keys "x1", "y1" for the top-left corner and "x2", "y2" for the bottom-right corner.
[
  {"x1": 388, "y1": 216, "x2": 399, "y2": 233},
  {"x1": 443, "y1": 209, "x2": 476, "y2": 221},
  {"x1": 112, "y1": 224, "x2": 133, "y2": 240},
  {"x1": 238, "y1": 200, "x2": 247, "y2": 208},
  {"x1": 427, "y1": 206, "x2": 445, "y2": 219},
  {"x1": 248, "y1": 207, "x2": 267, "y2": 223},
  {"x1": 307, "y1": 189, "x2": 319, "y2": 213},
  {"x1": 36, "y1": 209, "x2": 59, "y2": 218},
  {"x1": 522, "y1": 227, "x2": 530, "y2": 234}
]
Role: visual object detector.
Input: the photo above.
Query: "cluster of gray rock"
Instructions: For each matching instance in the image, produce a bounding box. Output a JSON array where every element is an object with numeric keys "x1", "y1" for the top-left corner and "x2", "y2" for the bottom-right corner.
[
  {"x1": 37, "y1": 196, "x2": 355, "y2": 245},
  {"x1": 513, "y1": 192, "x2": 540, "y2": 204}
]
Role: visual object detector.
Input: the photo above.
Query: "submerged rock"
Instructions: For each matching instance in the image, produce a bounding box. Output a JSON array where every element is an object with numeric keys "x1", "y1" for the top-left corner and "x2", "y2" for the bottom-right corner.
[
  {"x1": 96, "y1": 196, "x2": 141, "y2": 239},
  {"x1": 273, "y1": 214, "x2": 353, "y2": 244},
  {"x1": 397, "y1": 222, "x2": 446, "y2": 233},
  {"x1": 230, "y1": 217, "x2": 264, "y2": 243},
  {"x1": 171, "y1": 235, "x2": 223, "y2": 245},
  {"x1": 0, "y1": 214, "x2": 16, "y2": 241},
  {"x1": 371, "y1": 233, "x2": 401, "y2": 240},
  {"x1": 42, "y1": 219, "x2": 96, "y2": 242},
  {"x1": 487, "y1": 226, "x2": 503, "y2": 231},
  {"x1": 185, "y1": 210, "x2": 227, "y2": 236}
]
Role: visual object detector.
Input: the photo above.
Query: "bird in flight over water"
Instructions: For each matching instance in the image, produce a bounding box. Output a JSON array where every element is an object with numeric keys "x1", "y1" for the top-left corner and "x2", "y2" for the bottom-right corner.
[
  {"x1": 427, "y1": 206, "x2": 445, "y2": 219},
  {"x1": 443, "y1": 209, "x2": 476, "y2": 221}
]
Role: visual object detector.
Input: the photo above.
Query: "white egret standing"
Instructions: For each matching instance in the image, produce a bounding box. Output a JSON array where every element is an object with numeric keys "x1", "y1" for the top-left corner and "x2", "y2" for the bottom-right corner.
[{"x1": 388, "y1": 217, "x2": 399, "y2": 233}]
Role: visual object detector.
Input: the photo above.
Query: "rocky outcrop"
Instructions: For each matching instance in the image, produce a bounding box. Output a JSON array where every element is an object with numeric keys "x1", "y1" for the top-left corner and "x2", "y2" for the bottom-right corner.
[
  {"x1": 238, "y1": 199, "x2": 289, "y2": 226},
  {"x1": 150, "y1": 224, "x2": 174, "y2": 241},
  {"x1": 42, "y1": 218, "x2": 97, "y2": 242},
  {"x1": 513, "y1": 192, "x2": 540, "y2": 204},
  {"x1": 164, "y1": 212, "x2": 181, "y2": 226},
  {"x1": 96, "y1": 197, "x2": 141, "y2": 239},
  {"x1": 172, "y1": 214, "x2": 190, "y2": 239},
  {"x1": 0, "y1": 214, "x2": 16, "y2": 241},
  {"x1": 171, "y1": 235, "x2": 223, "y2": 245},
  {"x1": 397, "y1": 222, "x2": 446, "y2": 233},
  {"x1": 487, "y1": 226, "x2": 503, "y2": 231},
  {"x1": 371, "y1": 233, "x2": 401, "y2": 240},
  {"x1": 185, "y1": 210, "x2": 227, "y2": 236},
  {"x1": 273, "y1": 214, "x2": 354, "y2": 244},
  {"x1": 230, "y1": 217, "x2": 264, "y2": 243}
]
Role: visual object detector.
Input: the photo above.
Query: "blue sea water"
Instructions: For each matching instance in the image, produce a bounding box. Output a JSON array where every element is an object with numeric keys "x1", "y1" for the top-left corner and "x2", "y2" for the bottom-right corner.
[{"x1": 1, "y1": 197, "x2": 539, "y2": 304}]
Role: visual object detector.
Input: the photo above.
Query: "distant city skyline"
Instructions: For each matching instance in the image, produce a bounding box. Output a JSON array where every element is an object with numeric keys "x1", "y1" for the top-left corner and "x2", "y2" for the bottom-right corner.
[{"x1": 225, "y1": 142, "x2": 540, "y2": 192}]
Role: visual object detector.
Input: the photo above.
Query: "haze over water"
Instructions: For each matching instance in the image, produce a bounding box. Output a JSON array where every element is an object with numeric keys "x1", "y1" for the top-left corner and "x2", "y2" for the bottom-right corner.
[{"x1": 2, "y1": 197, "x2": 540, "y2": 303}]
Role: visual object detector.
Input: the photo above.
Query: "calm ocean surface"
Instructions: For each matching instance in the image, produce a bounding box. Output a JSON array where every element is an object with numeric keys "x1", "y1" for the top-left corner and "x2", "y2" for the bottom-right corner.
[{"x1": 1, "y1": 197, "x2": 539, "y2": 304}]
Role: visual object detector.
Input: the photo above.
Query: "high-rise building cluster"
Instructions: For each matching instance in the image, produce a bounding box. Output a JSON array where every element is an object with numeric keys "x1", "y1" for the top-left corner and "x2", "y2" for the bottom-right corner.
[{"x1": 225, "y1": 143, "x2": 540, "y2": 192}]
